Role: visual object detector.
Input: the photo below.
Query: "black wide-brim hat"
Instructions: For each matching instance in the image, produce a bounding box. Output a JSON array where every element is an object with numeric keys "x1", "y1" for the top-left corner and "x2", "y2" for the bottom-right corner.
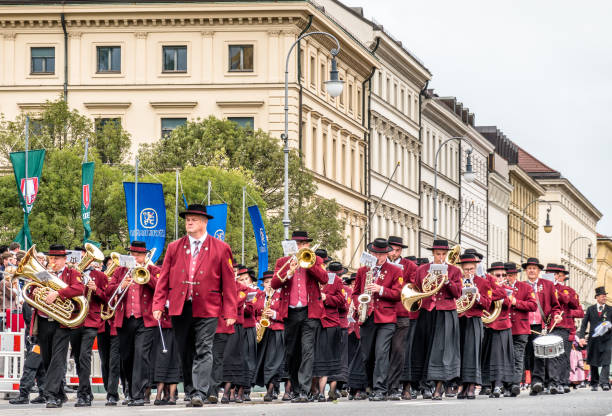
[
  {"x1": 315, "y1": 248, "x2": 332, "y2": 263},
  {"x1": 127, "y1": 240, "x2": 148, "y2": 253},
  {"x1": 417, "y1": 258, "x2": 430, "y2": 266},
  {"x1": 456, "y1": 254, "x2": 480, "y2": 264},
  {"x1": 463, "y1": 248, "x2": 484, "y2": 260},
  {"x1": 328, "y1": 261, "x2": 348, "y2": 275},
  {"x1": 343, "y1": 275, "x2": 356, "y2": 284},
  {"x1": 259, "y1": 270, "x2": 274, "y2": 281},
  {"x1": 388, "y1": 236, "x2": 407, "y2": 249},
  {"x1": 487, "y1": 261, "x2": 506, "y2": 273},
  {"x1": 179, "y1": 203, "x2": 214, "y2": 219},
  {"x1": 291, "y1": 230, "x2": 313, "y2": 242},
  {"x1": 367, "y1": 238, "x2": 392, "y2": 253},
  {"x1": 47, "y1": 244, "x2": 67, "y2": 256},
  {"x1": 595, "y1": 286, "x2": 607, "y2": 297},
  {"x1": 522, "y1": 257, "x2": 544, "y2": 270},
  {"x1": 428, "y1": 239, "x2": 450, "y2": 251},
  {"x1": 544, "y1": 263, "x2": 563, "y2": 273},
  {"x1": 504, "y1": 262, "x2": 521, "y2": 274}
]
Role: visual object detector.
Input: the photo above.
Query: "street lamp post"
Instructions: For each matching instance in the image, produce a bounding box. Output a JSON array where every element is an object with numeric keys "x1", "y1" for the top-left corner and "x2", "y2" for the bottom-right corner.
[
  {"x1": 567, "y1": 236, "x2": 594, "y2": 287},
  {"x1": 433, "y1": 137, "x2": 475, "y2": 241},
  {"x1": 519, "y1": 200, "x2": 553, "y2": 265},
  {"x1": 281, "y1": 32, "x2": 344, "y2": 240}
]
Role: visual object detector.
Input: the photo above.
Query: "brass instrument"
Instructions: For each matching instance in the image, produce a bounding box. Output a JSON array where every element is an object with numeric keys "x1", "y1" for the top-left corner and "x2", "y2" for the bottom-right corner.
[
  {"x1": 17, "y1": 245, "x2": 89, "y2": 328},
  {"x1": 256, "y1": 291, "x2": 273, "y2": 343},
  {"x1": 482, "y1": 300, "x2": 503, "y2": 324},
  {"x1": 456, "y1": 275, "x2": 478, "y2": 314},
  {"x1": 75, "y1": 243, "x2": 105, "y2": 273},
  {"x1": 105, "y1": 252, "x2": 152, "y2": 314},
  {"x1": 401, "y1": 244, "x2": 460, "y2": 312},
  {"x1": 358, "y1": 267, "x2": 375, "y2": 323},
  {"x1": 275, "y1": 243, "x2": 319, "y2": 282},
  {"x1": 100, "y1": 252, "x2": 121, "y2": 321}
]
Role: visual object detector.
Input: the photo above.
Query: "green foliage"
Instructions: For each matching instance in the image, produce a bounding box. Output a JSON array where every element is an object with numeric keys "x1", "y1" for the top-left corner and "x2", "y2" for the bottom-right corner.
[{"x1": 93, "y1": 119, "x2": 132, "y2": 164}]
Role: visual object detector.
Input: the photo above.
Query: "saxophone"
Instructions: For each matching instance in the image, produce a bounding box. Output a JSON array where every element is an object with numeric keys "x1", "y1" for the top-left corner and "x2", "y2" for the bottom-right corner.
[
  {"x1": 357, "y1": 267, "x2": 375, "y2": 323},
  {"x1": 256, "y1": 291, "x2": 273, "y2": 343}
]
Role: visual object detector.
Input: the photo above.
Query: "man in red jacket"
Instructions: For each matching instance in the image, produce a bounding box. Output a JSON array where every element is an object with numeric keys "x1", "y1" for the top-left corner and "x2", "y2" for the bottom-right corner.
[
  {"x1": 32, "y1": 244, "x2": 85, "y2": 408},
  {"x1": 505, "y1": 262, "x2": 536, "y2": 397},
  {"x1": 271, "y1": 230, "x2": 328, "y2": 403},
  {"x1": 352, "y1": 238, "x2": 402, "y2": 401},
  {"x1": 107, "y1": 241, "x2": 160, "y2": 406},
  {"x1": 522, "y1": 258, "x2": 562, "y2": 395},
  {"x1": 410, "y1": 239, "x2": 462, "y2": 400},
  {"x1": 385, "y1": 236, "x2": 417, "y2": 400},
  {"x1": 153, "y1": 204, "x2": 237, "y2": 407}
]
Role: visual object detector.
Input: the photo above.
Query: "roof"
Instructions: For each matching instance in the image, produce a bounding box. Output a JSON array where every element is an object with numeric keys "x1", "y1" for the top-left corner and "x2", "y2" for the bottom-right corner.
[{"x1": 517, "y1": 147, "x2": 559, "y2": 177}]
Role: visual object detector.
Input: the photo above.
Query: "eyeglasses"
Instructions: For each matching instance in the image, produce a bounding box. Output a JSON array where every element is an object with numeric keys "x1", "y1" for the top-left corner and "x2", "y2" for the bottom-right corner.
[{"x1": 494, "y1": 273, "x2": 507, "y2": 277}]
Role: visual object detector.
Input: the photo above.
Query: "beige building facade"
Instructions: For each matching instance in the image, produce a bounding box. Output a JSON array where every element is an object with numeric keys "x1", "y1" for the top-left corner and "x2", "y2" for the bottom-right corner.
[
  {"x1": 596, "y1": 235, "x2": 612, "y2": 306},
  {"x1": 0, "y1": 1, "x2": 377, "y2": 268}
]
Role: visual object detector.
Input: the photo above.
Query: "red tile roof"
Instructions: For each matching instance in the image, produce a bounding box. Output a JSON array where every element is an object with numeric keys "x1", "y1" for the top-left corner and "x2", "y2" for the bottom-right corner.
[{"x1": 517, "y1": 147, "x2": 558, "y2": 174}]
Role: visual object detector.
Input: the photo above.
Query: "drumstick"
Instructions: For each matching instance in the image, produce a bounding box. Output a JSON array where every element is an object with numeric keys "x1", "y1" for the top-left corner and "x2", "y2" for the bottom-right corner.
[
  {"x1": 548, "y1": 311, "x2": 564, "y2": 333},
  {"x1": 157, "y1": 318, "x2": 168, "y2": 354}
]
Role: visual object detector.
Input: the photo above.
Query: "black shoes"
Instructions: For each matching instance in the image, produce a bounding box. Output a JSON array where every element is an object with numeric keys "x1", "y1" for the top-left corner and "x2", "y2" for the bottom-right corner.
[
  {"x1": 603, "y1": 384, "x2": 611, "y2": 391},
  {"x1": 189, "y1": 395, "x2": 204, "y2": 407},
  {"x1": 263, "y1": 394, "x2": 273, "y2": 402},
  {"x1": 75, "y1": 397, "x2": 91, "y2": 407},
  {"x1": 531, "y1": 382, "x2": 543, "y2": 395},
  {"x1": 511, "y1": 384, "x2": 521, "y2": 397},
  {"x1": 549, "y1": 384, "x2": 560, "y2": 395},
  {"x1": 9, "y1": 396, "x2": 29, "y2": 405},
  {"x1": 106, "y1": 397, "x2": 119, "y2": 406},
  {"x1": 563, "y1": 385, "x2": 571, "y2": 393},
  {"x1": 291, "y1": 393, "x2": 308, "y2": 403},
  {"x1": 31, "y1": 395, "x2": 46, "y2": 404},
  {"x1": 387, "y1": 390, "x2": 401, "y2": 401},
  {"x1": 208, "y1": 395, "x2": 218, "y2": 404},
  {"x1": 369, "y1": 392, "x2": 386, "y2": 401},
  {"x1": 128, "y1": 399, "x2": 145, "y2": 406},
  {"x1": 46, "y1": 399, "x2": 62, "y2": 408}
]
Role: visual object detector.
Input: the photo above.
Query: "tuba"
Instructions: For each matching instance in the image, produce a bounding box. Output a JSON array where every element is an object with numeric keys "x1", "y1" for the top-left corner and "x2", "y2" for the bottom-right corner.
[
  {"x1": 75, "y1": 243, "x2": 105, "y2": 273},
  {"x1": 401, "y1": 244, "x2": 460, "y2": 312},
  {"x1": 100, "y1": 252, "x2": 121, "y2": 321},
  {"x1": 482, "y1": 300, "x2": 503, "y2": 324},
  {"x1": 17, "y1": 246, "x2": 89, "y2": 328}
]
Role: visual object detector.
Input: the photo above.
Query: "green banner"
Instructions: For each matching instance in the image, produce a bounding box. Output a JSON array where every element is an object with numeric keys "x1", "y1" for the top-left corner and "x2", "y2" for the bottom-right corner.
[
  {"x1": 81, "y1": 161, "x2": 95, "y2": 244},
  {"x1": 9, "y1": 149, "x2": 46, "y2": 249}
]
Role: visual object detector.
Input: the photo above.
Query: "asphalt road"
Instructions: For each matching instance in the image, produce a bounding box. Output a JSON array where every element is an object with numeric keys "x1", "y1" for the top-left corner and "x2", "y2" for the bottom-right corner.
[{"x1": 1, "y1": 388, "x2": 611, "y2": 416}]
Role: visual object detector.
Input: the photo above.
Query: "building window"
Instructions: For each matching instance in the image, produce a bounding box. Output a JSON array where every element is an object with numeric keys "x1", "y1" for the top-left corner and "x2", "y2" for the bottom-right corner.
[
  {"x1": 162, "y1": 46, "x2": 187, "y2": 72},
  {"x1": 357, "y1": 89, "x2": 362, "y2": 117},
  {"x1": 348, "y1": 83, "x2": 354, "y2": 112},
  {"x1": 161, "y1": 117, "x2": 187, "y2": 139},
  {"x1": 309, "y1": 55, "x2": 316, "y2": 87},
  {"x1": 31, "y1": 47, "x2": 55, "y2": 74},
  {"x1": 299, "y1": 49, "x2": 304, "y2": 81},
  {"x1": 97, "y1": 46, "x2": 121, "y2": 73},
  {"x1": 339, "y1": 76, "x2": 345, "y2": 106},
  {"x1": 229, "y1": 45, "x2": 254, "y2": 72},
  {"x1": 228, "y1": 117, "x2": 254, "y2": 129},
  {"x1": 95, "y1": 118, "x2": 121, "y2": 133},
  {"x1": 320, "y1": 62, "x2": 326, "y2": 92}
]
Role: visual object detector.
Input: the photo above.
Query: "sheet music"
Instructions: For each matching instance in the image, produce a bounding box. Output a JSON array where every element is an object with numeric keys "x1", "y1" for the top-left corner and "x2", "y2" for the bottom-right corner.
[
  {"x1": 66, "y1": 250, "x2": 82, "y2": 264},
  {"x1": 360, "y1": 251, "x2": 377, "y2": 268},
  {"x1": 282, "y1": 240, "x2": 298, "y2": 257},
  {"x1": 34, "y1": 270, "x2": 55, "y2": 282},
  {"x1": 428, "y1": 263, "x2": 448, "y2": 275},
  {"x1": 118, "y1": 255, "x2": 136, "y2": 268}
]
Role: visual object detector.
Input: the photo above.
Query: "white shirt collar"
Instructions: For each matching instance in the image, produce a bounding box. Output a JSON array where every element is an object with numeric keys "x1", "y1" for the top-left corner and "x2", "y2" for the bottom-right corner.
[{"x1": 188, "y1": 233, "x2": 207, "y2": 248}]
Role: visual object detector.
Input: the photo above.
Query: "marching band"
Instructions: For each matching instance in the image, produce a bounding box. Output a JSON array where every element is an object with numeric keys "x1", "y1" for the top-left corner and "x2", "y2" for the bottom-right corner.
[{"x1": 5, "y1": 206, "x2": 612, "y2": 407}]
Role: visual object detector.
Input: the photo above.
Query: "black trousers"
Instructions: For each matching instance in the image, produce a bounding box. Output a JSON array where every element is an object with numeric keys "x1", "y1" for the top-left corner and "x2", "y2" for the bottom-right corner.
[
  {"x1": 171, "y1": 302, "x2": 217, "y2": 399},
  {"x1": 512, "y1": 334, "x2": 529, "y2": 385},
  {"x1": 38, "y1": 318, "x2": 71, "y2": 400},
  {"x1": 556, "y1": 328, "x2": 571, "y2": 385},
  {"x1": 284, "y1": 307, "x2": 320, "y2": 396},
  {"x1": 70, "y1": 326, "x2": 98, "y2": 400},
  {"x1": 530, "y1": 325, "x2": 565, "y2": 385},
  {"x1": 359, "y1": 315, "x2": 396, "y2": 394},
  {"x1": 118, "y1": 317, "x2": 154, "y2": 400},
  {"x1": 591, "y1": 365, "x2": 611, "y2": 387},
  {"x1": 210, "y1": 333, "x2": 229, "y2": 398},
  {"x1": 97, "y1": 324, "x2": 121, "y2": 400},
  {"x1": 386, "y1": 317, "x2": 411, "y2": 391},
  {"x1": 19, "y1": 349, "x2": 46, "y2": 397}
]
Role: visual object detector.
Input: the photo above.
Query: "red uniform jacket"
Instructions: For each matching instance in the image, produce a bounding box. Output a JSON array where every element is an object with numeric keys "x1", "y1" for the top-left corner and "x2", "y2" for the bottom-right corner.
[
  {"x1": 321, "y1": 275, "x2": 347, "y2": 328},
  {"x1": 33, "y1": 267, "x2": 85, "y2": 329},
  {"x1": 271, "y1": 255, "x2": 328, "y2": 320},
  {"x1": 216, "y1": 282, "x2": 249, "y2": 334},
  {"x1": 153, "y1": 235, "x2": 237, "y2": 320},
  {"x1": 394, "y1": 258, "x2": 418, "y2": 318},
  {"x1": 107, "y1": 264, "x2": 161, "y2": 328},
  {"x1": 556, "y1": 284, "x2": 582, "y2": 330},
  {"x1": 339, "y1": 286, "x2": 353, "y2": 329},
  {"x1": 254, "y1": 289, "x2": 284, "y2": 331},
  {"x1": 413, "y1": 262, "x2": 462, "y2": 311},
  {"x1": 526, "y1": 278, "x2": 562, "y2": 330},
  {"x1": 459, "y1": 275, "x2": 492, "y2": 318},
  {"x1": 509, "y1": 281, "x2": 538, "y2": 335},
  {"x1": 486, "y1": 284, "x2": 513, "y2": 331},
  {"x1": 243, "y1": 287, "x2": 261, "y2": 329},
  {"x1": 352, "y1": 262, "x2": 402, "y2": 324},
  {"x1": 567, "y1": 290, "x2": 584, "y2": 341},
  {"x1": 83, "y1": 269, "x2": 109, "y2": 329}
]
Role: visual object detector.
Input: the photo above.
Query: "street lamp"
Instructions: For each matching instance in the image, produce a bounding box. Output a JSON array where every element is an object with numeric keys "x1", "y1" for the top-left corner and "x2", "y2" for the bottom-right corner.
[
  {"x1": 567, "y1": 236, "x2": 595, "y2": 288},
  {"x1": 586, "y1": 244, "x2": 594, "y2": 265},
  {"x1": 281, "y1": 32, "x2": 343, "y2": 240},
  {"x1": 432, "y1": 136, "x2": 475, "y2": 240},
  {"x1": 519, "y1": 200, "x2": 553, "y2": 265}
]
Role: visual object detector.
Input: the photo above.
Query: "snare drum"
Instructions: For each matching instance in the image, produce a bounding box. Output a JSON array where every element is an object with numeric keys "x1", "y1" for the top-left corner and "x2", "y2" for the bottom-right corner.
[{"x1": 533, "y1": 334, "x2": 564, "y2": 359}]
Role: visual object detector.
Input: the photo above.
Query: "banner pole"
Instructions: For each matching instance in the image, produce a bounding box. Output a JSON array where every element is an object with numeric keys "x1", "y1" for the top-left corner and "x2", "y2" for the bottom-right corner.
[
  {"x1": 24, "y1": 116, "x2": 29, "y2": 251},
  {"x1": 175, "y1": 169, "x2": 179, "y2": 240},
  {"x1": 84, "y1": 136, "x2": 89, "y2": 163},
  {"x1": 134, "y1": 157, "x2": 139, "y2": 240},
  {"x1": 207, "y1": 180, "x2": 211, "y2": 206},
  {"x1": 241, "y1": 186, "x2": 245, "y2": 264}
]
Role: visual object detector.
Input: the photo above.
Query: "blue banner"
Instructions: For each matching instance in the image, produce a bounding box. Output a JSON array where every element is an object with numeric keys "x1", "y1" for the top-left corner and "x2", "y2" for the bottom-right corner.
[
  {"x1": 206, "y1": 203, "x2": 228, "y2": 241},
  {"x1": 248, "y1": 205, "x2": 268, "y2": 280},
  {"x1": 123, "y1": 182, "x2": 166, "y2": 263}
]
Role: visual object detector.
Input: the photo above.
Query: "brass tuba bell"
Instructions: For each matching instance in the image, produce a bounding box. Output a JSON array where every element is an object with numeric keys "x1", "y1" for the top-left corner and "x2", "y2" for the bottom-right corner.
[{"x1": 75, "y1": 243, "x2": 105, "y2": 273}]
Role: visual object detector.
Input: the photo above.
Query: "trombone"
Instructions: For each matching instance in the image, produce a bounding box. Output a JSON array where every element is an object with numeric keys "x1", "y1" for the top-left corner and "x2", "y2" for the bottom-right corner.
[{"x1": 104, "y1": 248, "x2": 155, "y2": 316}]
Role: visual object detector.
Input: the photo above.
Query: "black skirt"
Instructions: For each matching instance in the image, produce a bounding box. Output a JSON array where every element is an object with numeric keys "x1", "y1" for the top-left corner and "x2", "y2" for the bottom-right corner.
[
  {"x1": 459, "y1": 316, "x2": 483, "y2": 384},
  {"x1": 329, "y1": 328, "x2": 349, "y2": 383},
  {"x1": 242, "y1": 326, "x2": 257, "y2": 387},
  {"x1": 481, "y1": 327, "x2": 515, "y2": 386},
  {"x1": 222, "y1": 323, "x2": 249, "y2": 386},
  {"x1": 348, "y1": 334, "x2": 368, "y2": 390},
  {"x1": 425, "y1": 309, "x2": 461, "y2": 382},
  {"x1": 153, "y1": 327, "x2": 182, "y2": 384},
  {"x1": 254, "y1": 329, "x2": 286, "y2": 387},
  {"x1": 313, "y1": 326, "x2": 342, "y2": 377},
  {"x1": 400, "y1": 318, "x2": 418, "y2": 383}
]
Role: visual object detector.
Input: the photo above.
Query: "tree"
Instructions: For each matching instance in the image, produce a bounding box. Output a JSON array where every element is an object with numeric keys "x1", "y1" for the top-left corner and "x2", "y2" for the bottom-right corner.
[
  {"x1": 138, "y1": 116, "x2": 346, "y2": 254},
  {"x1": 92, "y1": 119, "x2": 132, "y2": 164}
]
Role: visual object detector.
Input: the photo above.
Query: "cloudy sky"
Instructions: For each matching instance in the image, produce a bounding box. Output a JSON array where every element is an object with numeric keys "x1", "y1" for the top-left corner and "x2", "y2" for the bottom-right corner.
[{"x1": 347, "y1": 0, "x2": 612, "y2": 234}]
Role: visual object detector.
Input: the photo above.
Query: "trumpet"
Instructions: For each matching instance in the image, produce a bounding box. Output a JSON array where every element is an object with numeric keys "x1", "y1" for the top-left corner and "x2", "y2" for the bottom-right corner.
[{"x1": 275, "y1": 243, "x2": 319, "y2": 282}]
